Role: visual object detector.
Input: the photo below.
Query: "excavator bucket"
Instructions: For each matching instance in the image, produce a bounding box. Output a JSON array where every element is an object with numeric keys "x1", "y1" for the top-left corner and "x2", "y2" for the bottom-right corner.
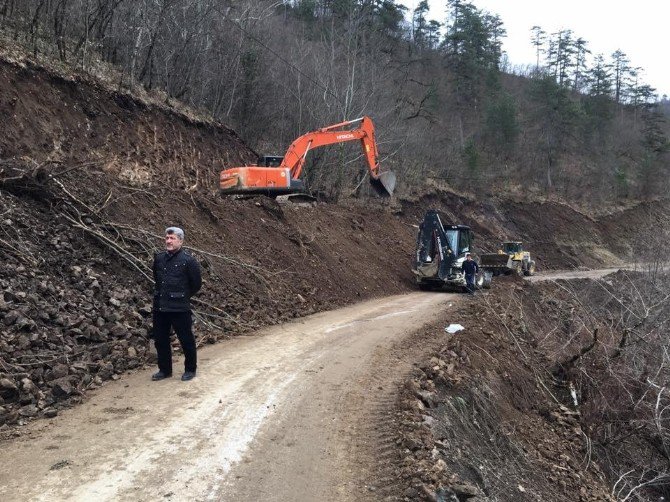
[{"x1": 370, "y1": 170, "x2": 396, "y2": 197}]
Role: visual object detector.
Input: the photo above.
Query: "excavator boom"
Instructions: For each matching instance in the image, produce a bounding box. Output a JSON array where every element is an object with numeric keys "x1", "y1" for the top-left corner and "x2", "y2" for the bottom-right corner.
[{"x1": 220, "y1": 117, "x2": 395, "y2": 197}]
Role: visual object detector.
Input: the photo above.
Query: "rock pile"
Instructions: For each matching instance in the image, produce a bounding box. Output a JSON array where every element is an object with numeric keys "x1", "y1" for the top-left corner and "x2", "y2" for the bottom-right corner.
[
  {"x1": 0, "y1": 259, "x2": 155, "y2": 427},
  {"x1": 395, "y1": 354, "x2": 486, "y2": 502}
]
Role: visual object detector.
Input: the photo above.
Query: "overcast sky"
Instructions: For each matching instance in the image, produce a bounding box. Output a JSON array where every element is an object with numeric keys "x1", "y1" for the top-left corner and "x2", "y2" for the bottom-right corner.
[{"x1": 402, "y1": 0, "x2": 669, "y2": 98}]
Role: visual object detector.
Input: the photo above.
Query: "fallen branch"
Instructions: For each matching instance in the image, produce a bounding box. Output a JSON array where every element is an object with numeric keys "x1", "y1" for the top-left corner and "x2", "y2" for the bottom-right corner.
[
  {"x1": 60, "y1": 211, "x2": 153, "y2": 282},
  {"x1": 0, "y1": 235, "x2": 40, "y2": 266},
  {"x1": 552, "y1": 328, "x2": 598, "y2": 381}
]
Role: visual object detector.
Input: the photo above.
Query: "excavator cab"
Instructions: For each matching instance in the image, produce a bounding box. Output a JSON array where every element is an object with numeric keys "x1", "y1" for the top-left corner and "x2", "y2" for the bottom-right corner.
[
  {"x1": 258, "y1": 156, "x2": 284, "y2": 167},
  {"x1": 501, "y1": 242, "x2": 523, "y2": 256}
]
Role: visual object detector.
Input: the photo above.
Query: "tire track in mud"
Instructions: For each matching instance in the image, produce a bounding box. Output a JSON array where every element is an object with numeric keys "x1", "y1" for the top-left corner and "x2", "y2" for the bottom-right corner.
[{"x1": 337, "y1": 299, "x2": 459, "y2": 501}]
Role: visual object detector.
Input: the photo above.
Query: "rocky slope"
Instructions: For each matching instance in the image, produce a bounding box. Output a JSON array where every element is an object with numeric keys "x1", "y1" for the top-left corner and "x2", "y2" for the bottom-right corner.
[{"x1": 1, "y1": 55, "x2": 669, "y2": 434}]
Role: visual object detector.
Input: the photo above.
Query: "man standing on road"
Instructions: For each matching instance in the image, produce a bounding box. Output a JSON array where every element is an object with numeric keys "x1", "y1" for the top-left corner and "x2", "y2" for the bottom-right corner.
[
  {"x1": 462, "y1": 253, "x2": 479, "y2": 295},
  {"x1": 151, "y1": 227, "x2": 202, "y2": 381}
]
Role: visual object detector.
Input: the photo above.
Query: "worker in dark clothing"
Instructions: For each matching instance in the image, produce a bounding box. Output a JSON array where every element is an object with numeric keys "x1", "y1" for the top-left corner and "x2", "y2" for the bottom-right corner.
[
  {"x1": 151, "y1": 227, "x2": 202, "y2": 381},
  {"x1": 462, "y1": 253, "x2": 479, "y2": 295}
]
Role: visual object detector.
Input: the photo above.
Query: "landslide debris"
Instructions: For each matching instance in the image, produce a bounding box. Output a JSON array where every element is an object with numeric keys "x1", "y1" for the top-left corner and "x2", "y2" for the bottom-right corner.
[
  {"x1": 2, "y1": 54, "x2": 670, "y2": 439},
  {"x1": 0, "y1": 161, "x2": 416, "y2": 432},
  {"x1": 0, "y1": 184, "x2": 156, "y2": 427},
  {"x1": 391, "y1": 270, "x2": 670, "y2": 501},
  {"x1": 0, "y1": 56, "x2": 417, "y2": 432}
]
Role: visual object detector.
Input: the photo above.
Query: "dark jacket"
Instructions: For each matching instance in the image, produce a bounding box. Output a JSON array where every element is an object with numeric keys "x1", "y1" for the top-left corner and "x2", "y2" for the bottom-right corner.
[
  {"x1": 153, "y1": 248, "x2": 202, "y2": 312},
  {"x1": 462, "y1": 259, "x2": 479, "y2": 276}
]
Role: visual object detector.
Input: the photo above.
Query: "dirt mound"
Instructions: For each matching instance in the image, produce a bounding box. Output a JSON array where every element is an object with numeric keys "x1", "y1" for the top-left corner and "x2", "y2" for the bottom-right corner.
[{"x1": 597, "y1": 200, "x2": 670, "y2": 261}]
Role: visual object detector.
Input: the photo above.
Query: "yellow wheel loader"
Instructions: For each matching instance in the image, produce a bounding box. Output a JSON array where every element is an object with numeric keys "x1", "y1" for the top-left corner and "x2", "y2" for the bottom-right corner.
[{"x1": 480, "y1": 242, "x2": 536, "y2": 277}]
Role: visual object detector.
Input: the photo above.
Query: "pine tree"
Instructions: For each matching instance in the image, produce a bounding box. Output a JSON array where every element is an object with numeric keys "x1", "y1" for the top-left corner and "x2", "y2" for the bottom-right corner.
[
  {"x1": 412, "y1": 0, "x2": 430, "y2": 48},
  {"x1": 530, "y1": 25, "x2": 546, "y2": 73},
  {"x1": 442, "y1": 0, "x2": 505, "y2": 101},
  {"x1": 611, "y1": 49, "x2": 631, "y2": 104},
  {"x1": 545, "y1": 29, "x2": 576, "y2": 88},
  {"x1": 587, "y1": 54, "x2": 613, "y2": 97},
  {"x1": 572, "y1": 37, "x2": 590, "y2": 92}
]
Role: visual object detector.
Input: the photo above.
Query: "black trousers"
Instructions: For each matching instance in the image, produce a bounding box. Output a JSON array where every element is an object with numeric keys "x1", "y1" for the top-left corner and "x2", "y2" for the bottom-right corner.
[{"x1": 153, "y1": 311, "x2": 197, "y2": 374}]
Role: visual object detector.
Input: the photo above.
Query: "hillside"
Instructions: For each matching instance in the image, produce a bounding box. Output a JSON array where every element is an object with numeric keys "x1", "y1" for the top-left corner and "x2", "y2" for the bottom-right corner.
[
  {"x1": 1, "y1": 55, "x2": 669, "y2": 427},
  {"x1": 0, "y1": 1, "x2": 668, "y2": 202},
  {"x1": 1, "y1": 52, "x2": 670, "y2": 501}
]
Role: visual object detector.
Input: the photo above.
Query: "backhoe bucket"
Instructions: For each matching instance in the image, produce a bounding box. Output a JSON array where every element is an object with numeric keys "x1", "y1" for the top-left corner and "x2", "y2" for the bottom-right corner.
[{"x1": 370, "y1": 170, "x2": 396, "y2": 197}]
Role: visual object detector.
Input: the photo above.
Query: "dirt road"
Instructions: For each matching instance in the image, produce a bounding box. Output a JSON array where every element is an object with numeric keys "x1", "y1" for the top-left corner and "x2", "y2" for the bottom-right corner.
[
  {"x1": 527, "y1": 264, "x2": 651, "y2": 282},
  {"x1": 1, "y1": 292, "x2": 454, "y2": 502}
]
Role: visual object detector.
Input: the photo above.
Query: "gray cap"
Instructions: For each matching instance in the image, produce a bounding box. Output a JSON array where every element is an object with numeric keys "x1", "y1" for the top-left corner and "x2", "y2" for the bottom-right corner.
[{"x1": 165, "y1": 227, "x2": 184, "y2": 240}]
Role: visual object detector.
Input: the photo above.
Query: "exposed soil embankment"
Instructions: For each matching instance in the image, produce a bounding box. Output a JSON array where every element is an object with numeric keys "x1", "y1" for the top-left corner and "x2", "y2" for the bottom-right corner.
[
  {"x1": 0, "y1": 57, "x2": 254, "y2": 192},
  {"x1": 1, "y1": 56, "x2": 669, "y2": 433},
  {"x1": 392, "y1": 270, "x2": 669, "y2": 501},
  {"x1": 402, "y1": 190, "x2": 670, "y2": 270}
]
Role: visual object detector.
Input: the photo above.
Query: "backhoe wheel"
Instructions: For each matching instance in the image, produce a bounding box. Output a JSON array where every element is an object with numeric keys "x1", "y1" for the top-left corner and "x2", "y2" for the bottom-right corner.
[{"x1": 523, "y1": 260, "x2": 535, "y2": 276}]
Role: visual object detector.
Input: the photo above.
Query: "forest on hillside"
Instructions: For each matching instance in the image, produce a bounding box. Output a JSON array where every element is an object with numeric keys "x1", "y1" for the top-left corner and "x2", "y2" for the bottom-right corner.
[{"x1": 1, "y1": 0, "x2": 668, "y2": 202}]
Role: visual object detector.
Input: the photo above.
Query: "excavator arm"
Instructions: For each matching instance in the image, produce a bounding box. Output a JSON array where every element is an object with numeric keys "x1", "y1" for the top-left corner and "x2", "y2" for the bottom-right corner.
[
  {"x1": 220, "y1": 116, "x2": 395, "y2": 197},
  {"x1": 281, "y1": 117, "x2": 380, "y2": 179}
]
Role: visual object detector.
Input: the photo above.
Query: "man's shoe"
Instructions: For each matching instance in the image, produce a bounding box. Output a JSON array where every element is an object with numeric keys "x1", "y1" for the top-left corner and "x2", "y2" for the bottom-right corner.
[
  {"x1": 181, "y1": 371, "x2": 196, "y2": 381},
  {"x1": 151, "y1": 371, "x2": 171, "y2": 381}
]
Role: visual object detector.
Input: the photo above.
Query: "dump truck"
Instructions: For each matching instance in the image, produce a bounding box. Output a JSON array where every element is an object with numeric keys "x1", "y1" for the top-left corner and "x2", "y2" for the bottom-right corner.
[
  {"x1": 480, "y1": 241, "x2": 536, "y2": 276},
  {"x1": 412, "y1": 210, "x2": 492, "y2": 291},
  {"x1": 219, "y1": 116, "x2": 396, "y2": 197}
]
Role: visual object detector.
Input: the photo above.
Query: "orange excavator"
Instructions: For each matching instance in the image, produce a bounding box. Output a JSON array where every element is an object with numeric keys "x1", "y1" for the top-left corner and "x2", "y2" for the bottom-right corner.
[{"x1": 219, "y1": 116, "x2": 396, "y2": 197}]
